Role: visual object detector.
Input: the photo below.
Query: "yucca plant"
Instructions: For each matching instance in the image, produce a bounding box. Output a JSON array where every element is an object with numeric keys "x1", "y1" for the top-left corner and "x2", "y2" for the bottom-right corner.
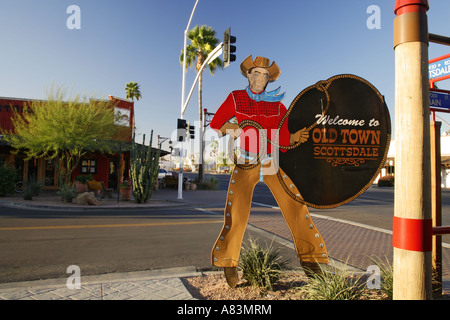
[
  {"x1": 58, "y1": 183, "x2": 77, "y2": 203},
  {"x1": 22, "y1": 176, "x2": 43, "y2": 200},
  {"x1": 301, "y1": 264, "x2": 365, "y2": 300},
  {"x1": 239, "y1": 237, "x2": 287, "y2": 291}
]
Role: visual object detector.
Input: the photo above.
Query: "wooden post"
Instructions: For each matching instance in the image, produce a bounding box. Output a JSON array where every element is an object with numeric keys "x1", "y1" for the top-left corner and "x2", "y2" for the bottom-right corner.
[
  {"x1": 430, "y1": 121, "x2": 442, "y2": 296},
  {"x1": 393, "y1": 0, "x2": 433, "y2": 300}
]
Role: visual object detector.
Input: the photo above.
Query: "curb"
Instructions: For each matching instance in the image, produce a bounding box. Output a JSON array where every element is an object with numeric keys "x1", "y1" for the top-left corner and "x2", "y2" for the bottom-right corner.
[
  {"x1": 0, "y1": 190, "x2": 228, "y2": 212},
  {"x1": 0, "y1": 199, "x2": 209, "y2": 212}
]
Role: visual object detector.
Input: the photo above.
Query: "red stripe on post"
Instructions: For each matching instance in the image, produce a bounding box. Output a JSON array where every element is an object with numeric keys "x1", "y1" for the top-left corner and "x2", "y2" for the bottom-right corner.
[
  {"x1": 394, "y1": 0, "x2": 429, "y2": 15},
  {"x1": 392, "y1": 217, "x2": 432, "y2": 252}
]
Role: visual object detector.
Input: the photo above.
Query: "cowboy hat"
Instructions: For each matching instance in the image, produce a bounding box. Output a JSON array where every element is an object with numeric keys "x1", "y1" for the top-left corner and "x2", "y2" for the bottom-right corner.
[{"x1": 240, "y1": 55, "x2": 281, "y2": 82}]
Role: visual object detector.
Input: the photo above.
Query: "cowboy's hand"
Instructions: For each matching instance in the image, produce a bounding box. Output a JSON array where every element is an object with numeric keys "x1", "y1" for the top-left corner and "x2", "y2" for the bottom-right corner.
[
  {"x1": 290, "y1": 127, "x2": 309, "y2": 145},
  {"x1": 219, "y1": 122, "x2": 241, "y2": 138}
]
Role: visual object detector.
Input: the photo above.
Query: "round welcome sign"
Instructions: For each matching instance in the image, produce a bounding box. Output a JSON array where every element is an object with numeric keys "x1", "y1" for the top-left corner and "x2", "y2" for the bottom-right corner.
[{"x1": 279, "y1": 74, "x2": 391, "y2": 209}]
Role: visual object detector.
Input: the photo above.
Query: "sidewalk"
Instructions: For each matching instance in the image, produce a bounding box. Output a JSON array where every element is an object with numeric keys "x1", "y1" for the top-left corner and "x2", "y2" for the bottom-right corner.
[
  {"x1": 0, "y1": 267, "x2": 201, "y2": 300},
  {"x1": 0, "y1": 188, "x2": 223, "y2": 300},
  {"x1": 0, "y1": 187, "x2": 208, "y2": 210},
  {"x1": 0, "y1": 187, "x2": 449, "y2": 300}
]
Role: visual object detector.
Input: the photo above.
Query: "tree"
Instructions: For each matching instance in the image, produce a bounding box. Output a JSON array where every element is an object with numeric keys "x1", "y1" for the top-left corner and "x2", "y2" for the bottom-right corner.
[
  {"x1": 180, "y1": 25, "x2": 223, "y2": 182},
  {"x1": 209, "y1": 139, "x2": 219, "y2": 172},
  {"x1": 125, "y1": 82, "x2": 142, "y2": 101},
  {"x1": 1, "y1": 87, "x2": 121, "y2": 185}
]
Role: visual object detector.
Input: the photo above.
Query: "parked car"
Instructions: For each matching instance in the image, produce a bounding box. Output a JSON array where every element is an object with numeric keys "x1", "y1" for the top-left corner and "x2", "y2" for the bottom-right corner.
[{"x1": 158, "y1": 169, "x2": 172, "y2": 180}]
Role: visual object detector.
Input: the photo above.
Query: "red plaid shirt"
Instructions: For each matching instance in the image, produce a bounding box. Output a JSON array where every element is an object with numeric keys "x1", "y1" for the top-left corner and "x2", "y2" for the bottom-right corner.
[{"x1": 210, "y1": 90, "x2": 290, "y2": 154}]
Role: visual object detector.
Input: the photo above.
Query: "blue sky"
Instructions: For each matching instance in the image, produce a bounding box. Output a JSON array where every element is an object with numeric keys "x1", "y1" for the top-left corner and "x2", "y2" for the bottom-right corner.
[{"x1": 1, "y1": 0, "x2": 450, "y2": 151}]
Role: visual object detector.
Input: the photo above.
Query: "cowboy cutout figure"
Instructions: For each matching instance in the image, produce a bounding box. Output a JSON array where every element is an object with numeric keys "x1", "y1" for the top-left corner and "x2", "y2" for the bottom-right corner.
[{"x1": 210, "y1": 55, "x2": 329, "y2": 287}]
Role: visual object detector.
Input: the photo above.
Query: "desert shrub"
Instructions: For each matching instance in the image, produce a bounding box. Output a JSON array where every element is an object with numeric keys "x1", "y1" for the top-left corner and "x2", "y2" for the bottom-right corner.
[
  {"x1": 58, "y1": 183, "x2": 77, "y2": 203},
  {"x1": 22, "y1": 176, "x2": 43, "y2": 200},
  {"x1": 239, "y1": 237, "x2": 287, "y2": 291},
  {"x1": 0, "y1": 165, "x2": 17, "y2": 196},
  {"x1": 197, "y1": 177, "x2": 219, "y2": 190},
  {"x1": 300, "y1": 264, "x2": 365, "y2": 300},
  {"x1": 74, "y1": 174, "x2": 92, "y2": 183}
]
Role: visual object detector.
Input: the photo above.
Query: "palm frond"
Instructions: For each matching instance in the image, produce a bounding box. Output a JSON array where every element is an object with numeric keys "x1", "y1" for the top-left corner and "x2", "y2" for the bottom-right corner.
[{"x1": 181, "y1": 25, "x2": 223, "y2": 75}]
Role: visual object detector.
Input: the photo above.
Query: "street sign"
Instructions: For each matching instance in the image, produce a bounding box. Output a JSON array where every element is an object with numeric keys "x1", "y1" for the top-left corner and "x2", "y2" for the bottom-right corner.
[
  {"x1": 279, "y1": 74, "x2": 391, "y2": 209},
  {"x1": 429, "y1": 55, "x2": 450, "y2": 81},
  {"x1": 430, "y1": 90, "x2": 450, "y2": 111}
]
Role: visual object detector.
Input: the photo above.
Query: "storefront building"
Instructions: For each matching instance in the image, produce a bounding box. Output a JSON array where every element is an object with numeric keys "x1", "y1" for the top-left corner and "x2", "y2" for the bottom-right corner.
[
  {"x1": 0, "y1": 95, "x2": 134, "y2": 190},
  {"x1": 377, "y1": 134, "x2": 450, "y2": 188}
]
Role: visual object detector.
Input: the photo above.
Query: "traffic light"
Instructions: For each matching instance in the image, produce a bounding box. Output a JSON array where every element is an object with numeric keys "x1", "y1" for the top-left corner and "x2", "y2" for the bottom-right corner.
[
  {"x1": 223, "y1": 28, "x2": 236, "y2": 68},
  {"x1": 188, "y1": 123, "x2": 195, "y2": 139},
  {"x1": 177, "y1": 118, "x2": 187, "y2": 142}
]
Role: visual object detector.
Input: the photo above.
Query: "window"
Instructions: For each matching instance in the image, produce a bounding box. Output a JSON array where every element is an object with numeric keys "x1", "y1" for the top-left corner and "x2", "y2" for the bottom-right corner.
[{"x1": 81, "y1": 159, "x2": 97, "y2": 174}]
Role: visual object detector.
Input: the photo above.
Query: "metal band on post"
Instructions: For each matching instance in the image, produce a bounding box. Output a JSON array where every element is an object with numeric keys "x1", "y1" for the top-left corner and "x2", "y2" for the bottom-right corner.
[
  {"x1": 393, "y1": 11, "x2": 428, "y2": 48},
  {"x1": 394, "y1": 0, "x2": 429, "y2": 48}
]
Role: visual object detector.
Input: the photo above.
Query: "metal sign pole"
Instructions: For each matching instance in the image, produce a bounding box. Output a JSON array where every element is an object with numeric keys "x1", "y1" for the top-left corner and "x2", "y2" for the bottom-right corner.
[{"x1": 178, "y1": 0, "x2": 200, "y2": 199}]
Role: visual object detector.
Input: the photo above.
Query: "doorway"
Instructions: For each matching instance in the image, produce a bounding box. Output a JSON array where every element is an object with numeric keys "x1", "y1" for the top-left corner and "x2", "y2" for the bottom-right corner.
[{"x1": 109, "y1": 158, "x2": 119, "y2": 189}]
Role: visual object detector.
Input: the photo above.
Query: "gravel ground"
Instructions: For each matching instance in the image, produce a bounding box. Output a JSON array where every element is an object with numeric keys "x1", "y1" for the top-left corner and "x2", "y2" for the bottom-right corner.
[{"x1": 181, "y1": 272, "x2": 390, "y2": 300}]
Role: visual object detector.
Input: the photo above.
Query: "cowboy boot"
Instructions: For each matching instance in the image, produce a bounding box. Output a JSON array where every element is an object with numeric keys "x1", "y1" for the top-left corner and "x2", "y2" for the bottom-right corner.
[{"x1": 224, "y1": 267, "x2": 239, "y2": 288}]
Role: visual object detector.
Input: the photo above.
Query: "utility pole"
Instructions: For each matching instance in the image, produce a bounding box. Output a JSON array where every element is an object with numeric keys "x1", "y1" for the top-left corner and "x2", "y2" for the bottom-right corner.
[
  {"x1": 392, "y1": 0, "x2": 432, "y2": 300},
  {"x1": 179, "y1": 0, "x2": 199, "y2": 199}
]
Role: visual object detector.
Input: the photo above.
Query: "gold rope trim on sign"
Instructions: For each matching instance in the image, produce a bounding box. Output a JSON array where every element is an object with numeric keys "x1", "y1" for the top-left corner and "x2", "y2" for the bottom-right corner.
[{"x1": 277, "y1": 74, "x2": 390, "y2": 209}]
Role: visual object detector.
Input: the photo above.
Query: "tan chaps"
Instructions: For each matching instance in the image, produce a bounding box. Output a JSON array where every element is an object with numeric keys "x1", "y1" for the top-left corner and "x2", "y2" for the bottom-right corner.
[{"x1": 211, "y1": 160, "x2": 329, "y2": 268}]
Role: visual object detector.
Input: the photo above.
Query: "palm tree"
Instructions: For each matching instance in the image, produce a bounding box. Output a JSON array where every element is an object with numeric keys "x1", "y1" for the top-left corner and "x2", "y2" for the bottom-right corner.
[
  {"x1": 180, "y1": 25, "x2": 223, "y2": 182},
  {"x1": 125, "y1": 82, "x2": 141, "y2": 144},
  {"x1": 125, "y1": 82, "x2": 142, "y2": 101}
]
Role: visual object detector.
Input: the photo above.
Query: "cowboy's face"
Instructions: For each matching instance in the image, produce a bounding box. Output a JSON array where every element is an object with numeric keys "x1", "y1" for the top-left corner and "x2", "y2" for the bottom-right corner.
[{"x1": 247, "y1": 67, "x2": 270, "y2": 93}]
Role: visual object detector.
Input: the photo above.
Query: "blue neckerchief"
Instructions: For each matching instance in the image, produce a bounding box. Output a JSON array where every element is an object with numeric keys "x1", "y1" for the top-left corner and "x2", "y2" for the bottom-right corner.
[{"x1": 246, "y1": 87, "x2": 285, "y2": 102}]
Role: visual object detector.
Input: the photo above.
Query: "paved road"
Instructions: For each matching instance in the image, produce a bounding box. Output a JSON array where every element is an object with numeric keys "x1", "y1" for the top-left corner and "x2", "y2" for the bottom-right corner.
[
  {"x1": 1, "y1": 173, "x2": 449, "y2": 284},
  {"x1": 0, "y1": 186, "x2": 300, "y2": 284},
  {"x1": 0, "y1": 206, "x2": 225, "y2": 283}
]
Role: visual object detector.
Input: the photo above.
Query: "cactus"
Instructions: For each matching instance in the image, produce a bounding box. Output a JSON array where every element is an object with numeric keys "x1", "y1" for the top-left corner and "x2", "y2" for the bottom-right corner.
[{"x1": 129, "y1": 131, "x2": 161, "y2": 203}]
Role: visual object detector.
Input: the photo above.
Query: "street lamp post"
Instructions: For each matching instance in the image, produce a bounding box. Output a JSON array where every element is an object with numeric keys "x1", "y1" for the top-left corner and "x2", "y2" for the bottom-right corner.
[{"x1": 179, "y1": 0, "x2": 200, "y2": 199}]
